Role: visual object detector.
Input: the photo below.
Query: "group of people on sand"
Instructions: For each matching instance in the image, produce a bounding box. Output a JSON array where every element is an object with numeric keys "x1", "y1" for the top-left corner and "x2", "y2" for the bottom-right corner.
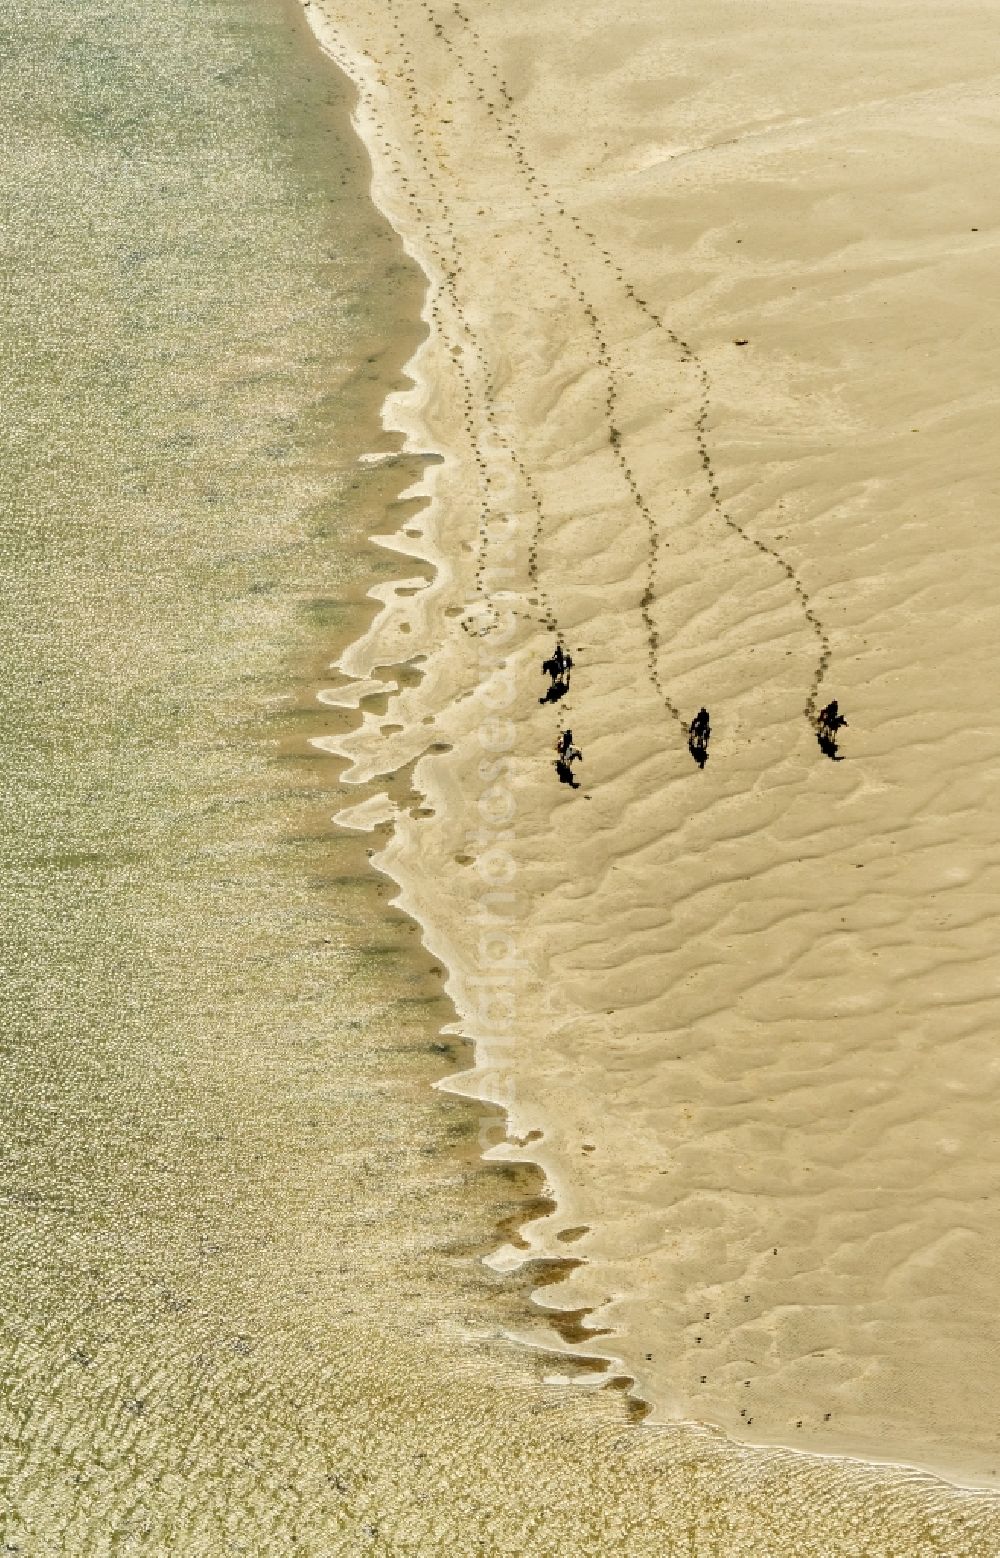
[
  {"x1": 534, "y1": 642, "x2": 846, "y2": 785},
  {"x1": 538, "y1": 643, "x2": 583, "y2": 786},
  {"x1": 686, "y1": 700, "x2": 846, "y2": 767}
]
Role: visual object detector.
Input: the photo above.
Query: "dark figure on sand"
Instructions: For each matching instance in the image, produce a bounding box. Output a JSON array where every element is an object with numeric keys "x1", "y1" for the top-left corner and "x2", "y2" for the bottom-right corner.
[
  {"x1": 815, "y1": 699, "x2": 847, "y2": 760},
  {"x1": 688, "y1": 707, "x2": 711, "y2": 769},
  {"x1": 555, "y1": 728, "x2": 582, "y2": 788},
  {"x1": 540, "y1": 641, "x2": 573, "y2": 704}
]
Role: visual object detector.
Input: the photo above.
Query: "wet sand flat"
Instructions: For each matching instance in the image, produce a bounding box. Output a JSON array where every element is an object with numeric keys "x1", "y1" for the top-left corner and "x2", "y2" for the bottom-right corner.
[{"x1": 309, "y1": 0, "x2": 1000, "y2": 1496}]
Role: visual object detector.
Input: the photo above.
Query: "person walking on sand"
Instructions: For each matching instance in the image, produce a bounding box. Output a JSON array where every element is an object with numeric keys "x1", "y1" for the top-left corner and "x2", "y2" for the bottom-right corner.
[
  {"x1": 555, "y1": 728, "x2": 582, "y2": 788},
  {"x1": 815, "y1": 699, "x2": 847, "y2": 760},
  {"x1": 688, "y1": 707, "x2": 710, "y2": 768},
  {"x1": 540, "y1": 641, "x2": 573, "y2": 705}
]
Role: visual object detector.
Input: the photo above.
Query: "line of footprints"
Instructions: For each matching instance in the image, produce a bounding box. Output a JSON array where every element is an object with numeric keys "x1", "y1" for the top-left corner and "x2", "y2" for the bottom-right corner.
[
  {"x1": 539, "y1": 640, "x2": 848, "y2": 786},
  {"x1": 409, "y1": 5, "x2": 849, "y2": 788},
  {"x1": 356, "y1": 5, "x2": 848, "y2": 792}
]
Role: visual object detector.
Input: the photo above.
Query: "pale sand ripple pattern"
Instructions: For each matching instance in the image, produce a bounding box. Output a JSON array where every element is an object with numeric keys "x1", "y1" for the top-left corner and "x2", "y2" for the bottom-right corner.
[{"x1": 309, "y1": 0, "x2": 1000, "y2": 1498}]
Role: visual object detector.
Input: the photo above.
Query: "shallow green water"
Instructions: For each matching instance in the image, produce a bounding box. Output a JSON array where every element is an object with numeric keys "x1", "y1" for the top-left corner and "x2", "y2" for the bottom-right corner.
[
  {"x1": 0, "y1": 0, "x2": 481, "y2": 1544},
  {"x1": 0, "y1": 0, "x2": 419, "y2": 1266}
]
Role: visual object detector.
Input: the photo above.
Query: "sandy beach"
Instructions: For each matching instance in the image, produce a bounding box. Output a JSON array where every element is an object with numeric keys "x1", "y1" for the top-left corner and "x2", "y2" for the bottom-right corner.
[
  {"x1": 5, "y1": 0, "x2": 1000, "y2": 1548},
  {"x1": 308, "y1": 0, "x2": 1000, "y2": 1501}
]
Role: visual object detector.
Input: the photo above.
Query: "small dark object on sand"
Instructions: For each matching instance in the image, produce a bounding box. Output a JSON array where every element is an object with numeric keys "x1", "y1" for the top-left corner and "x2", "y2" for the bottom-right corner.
[
  {"x1": 688, "y1": 707, "x2": 710, "y2": 768},
  {"x1": 815, "y1": 699, "x2": 847, "y2": 760},
  {"x1": 555, "y1": 727, "x2": 582, "y2": 788},
  {"x1": 540, "y1": 641, "x2": 573, "y2": 704}
]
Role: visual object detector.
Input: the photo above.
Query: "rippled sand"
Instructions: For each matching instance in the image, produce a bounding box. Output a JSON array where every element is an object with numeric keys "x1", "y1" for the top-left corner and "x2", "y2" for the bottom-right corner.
[{"x1": 309, "y1": 0, "x2": 1000, "y2": 1505}]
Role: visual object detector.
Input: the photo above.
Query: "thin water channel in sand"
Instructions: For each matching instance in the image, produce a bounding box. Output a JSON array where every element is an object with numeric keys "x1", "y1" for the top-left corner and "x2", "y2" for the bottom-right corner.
[{"x1": 1, "y1": 0, "x2": 998, "y2": 1549}]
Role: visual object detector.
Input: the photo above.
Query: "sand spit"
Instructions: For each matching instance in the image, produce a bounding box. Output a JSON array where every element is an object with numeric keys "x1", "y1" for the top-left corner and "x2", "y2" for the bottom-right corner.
[{"x1": 306, "y1": 0, "x2": 1000, "y2": 1502}]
